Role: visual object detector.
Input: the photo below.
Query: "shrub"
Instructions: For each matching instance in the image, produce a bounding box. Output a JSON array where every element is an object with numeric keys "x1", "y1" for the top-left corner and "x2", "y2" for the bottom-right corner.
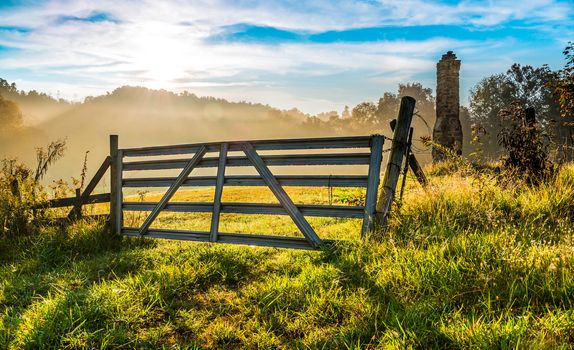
[
  {"x1": 334, "y1": 188, "x2": 365, "y2": 206},
  {"x1": 0, "y1": 159, "x2": 45, "y2": 236},
  {"x1": 0, "y1": 140, "x2": 66, "y2": 236},
  {"x1": 498, "y1": 102, "x2": 553, "y2": 184}
]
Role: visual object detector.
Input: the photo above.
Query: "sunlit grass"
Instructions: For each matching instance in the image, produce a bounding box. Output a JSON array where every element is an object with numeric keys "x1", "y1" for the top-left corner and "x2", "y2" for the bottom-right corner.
[
  {"x1": 122, "y1": 186, "x2": 364, "y2": 240},
  {"x1": 1, "y1": 165, "x2": 573, "y2": 348}
]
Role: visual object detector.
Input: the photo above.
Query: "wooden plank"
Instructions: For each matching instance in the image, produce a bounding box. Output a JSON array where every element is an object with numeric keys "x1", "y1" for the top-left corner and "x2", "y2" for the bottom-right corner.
[
  {"x1": 361, "y1": 134, "x2": 384, "y2": 237},
  {"x1": 68, "y1": 156, "x2": 111, "y2": 219},
  {"x1": 80, "y1": 193, "x2": 111, "y2": 204},
  {"x1": 376, "y1": 97, "x2": 416, "y2": 230},
  {"x1": 138, "y1": 146, "x2": 207, "y2": 235},
  {"x1": 242, "y1": 143, "x2": 322, "y2": 247},
  {"x1": 109, "y1": 135, "x2": 119, "y2": 235},
  {"x1": 123, "y1": 202, "x2": 365, "y2": 218},
  {"x1": 222, "y1": 203, "x2": 363, "y2": 218},
  {"x1": 38, "y1": 196, "x2": 76, "y2": 208},
  {"x1": 398, "y1": 128, "x2": 414, "y2": 201},
  {"x1": 123, "y1": 228, "x2": 210, "y2": 241},
  {"x1": 218, "y1": 233, "x2": 317, "y2": 250},
  {"x1": 122, "y1": 153, "x2": 371, "y2": 171},
  {"x1": 115, "y1": 150, "x2": 124, "y2": 235},
  {"x1": 390, "y1": 119, "x2": 428, "y2": 187},
  {"x1": 123, "y1": 175, "x2": 369, "y2": 188},
  {"x1": 35, "y1": 193, "x2": 111, "y2": 209},
  {"x1": 408, "y1": 154, "x2": 428, "y2": 187},
  {"x1": 121, "y1": 228, "x2": 317, "y2": 250},
  {"x1": 121, "y1": 135, "x2": 371, "y2": 157},
  {"x1": 71, "y1": 188, "x2": 82, "y2": 219},
  {"x1": 124, "y1": 202, "x2": 212, "y2": 212},
  {"x1": 210, "y1": 143, "x2": 228, "y2": 242}
]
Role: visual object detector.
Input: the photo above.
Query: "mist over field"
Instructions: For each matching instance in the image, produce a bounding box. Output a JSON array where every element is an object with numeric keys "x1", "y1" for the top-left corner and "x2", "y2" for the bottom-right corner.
[{"x1": 0, "y1": 82, "x2": 440, "y2": 185}]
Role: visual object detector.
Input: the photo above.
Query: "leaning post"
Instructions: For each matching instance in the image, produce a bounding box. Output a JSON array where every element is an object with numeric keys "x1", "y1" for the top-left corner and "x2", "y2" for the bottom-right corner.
[
  {"x1": 375, "y1": 96, "x2": 416, "y2": 231},
  {"x1": 109, "y1": 135, "x2": 119, "y2": 235},
  {"x1": 390, "y1": 119, "x2": 428, "y2": 187}
]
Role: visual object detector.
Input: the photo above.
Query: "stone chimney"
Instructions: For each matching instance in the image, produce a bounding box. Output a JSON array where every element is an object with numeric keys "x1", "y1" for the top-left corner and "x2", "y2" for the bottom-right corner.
[{"x1": 432, "y1": 51, "x2": 462, "y2": 162}]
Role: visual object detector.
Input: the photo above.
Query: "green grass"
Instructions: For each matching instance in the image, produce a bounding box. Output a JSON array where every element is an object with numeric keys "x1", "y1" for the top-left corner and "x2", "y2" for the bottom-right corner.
[
  {"x1": 1, "y1": 166, "x2": 574, "y2": 349},
  {"x1": 121, "y1": 185, "x2": 365, "y2": 240}
]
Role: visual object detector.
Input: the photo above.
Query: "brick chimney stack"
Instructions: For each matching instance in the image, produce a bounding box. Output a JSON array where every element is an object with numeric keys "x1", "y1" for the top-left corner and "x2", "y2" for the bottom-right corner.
[{"x1": 432, "y1": 51, "x2": 462, "y2": 162}]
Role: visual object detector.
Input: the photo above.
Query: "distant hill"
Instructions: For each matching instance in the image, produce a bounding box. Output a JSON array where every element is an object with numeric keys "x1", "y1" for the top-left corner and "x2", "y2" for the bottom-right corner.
[
  {"x1": 2, "y1": 84, "x2": 339, "y2": 183},
  {"x1": 1, "y1": 79, "x2": 440, "y2": 185},
  {"x1": 0, "y1": 78, "x2": 74, "y2": 125}
]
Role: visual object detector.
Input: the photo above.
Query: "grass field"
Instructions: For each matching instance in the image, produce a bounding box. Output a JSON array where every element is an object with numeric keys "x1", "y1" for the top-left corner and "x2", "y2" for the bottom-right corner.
[
  {"x1": 121, "y1": 185, "x2": 366, "y2": 240},
  {"x1": 1, "y1": 165, "x2": 574, "y2": 349}
]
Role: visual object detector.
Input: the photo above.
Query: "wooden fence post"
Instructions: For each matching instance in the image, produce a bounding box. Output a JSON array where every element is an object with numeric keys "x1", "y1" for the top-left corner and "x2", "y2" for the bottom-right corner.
[
  {"x1": 398, "y1": 127, "x2": 414, "y2": 202},
  {"x1": 375, "y1": 96, "x2": 416, "y2": 230},
  {"x1": 71, "y1": 188, "x2": 82, "y2": 219},
  {"x1": 390, "y1": 119, "x2": 428, "y2": 187},
  {"x1": 109, "y1": 135, "x2": 119, "y2": 235}
]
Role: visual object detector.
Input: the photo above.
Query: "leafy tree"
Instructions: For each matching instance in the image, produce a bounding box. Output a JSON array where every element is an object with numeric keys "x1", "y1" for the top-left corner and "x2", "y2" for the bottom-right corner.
[
  {"x1": 0, "y1": 78, "x2": 18, "y2": 95},
  {"x1": 460, "y1": 106, "x2": 473, "y2": 156},
  {"x1": 324, "y1": 83, "x2": 437, "y2": 156},
  {"x1": 552, "y1": 42, "x2": 574, "y2": 160},
  {"x1": 315, "y1": 111, "x2": 338, "y2": 120},
  {"x1": 555, "y1": 42, "x2": 574, "y2": 117},
  {"x1": 375, "y1": 92, "x2": 399, "y2": 118},
  {"x1": 374, "y1": 83, "x2": 435, "y2": 124},
  {"x1": 398, "y1": 82, "x2": 435, "y2": 124},
  {"x1": 351, "y1": 102, "x2": 378, "y2": 126},
  {"x1": 0, "y1": 95, "x2": 22, "y2": 131},
  {"x1": 469, "y1": 64, "x2": 559, "y2": 156},
  {"x1": 1, "y1": 78, "x2": 72, "y2": 108},
  {"x1": 341, "y1": 105, "x2": 351, "y2": 119}
]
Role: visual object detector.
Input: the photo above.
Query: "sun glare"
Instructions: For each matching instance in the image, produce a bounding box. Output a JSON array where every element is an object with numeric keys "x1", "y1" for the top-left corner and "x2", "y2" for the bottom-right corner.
[{"x1": 132, "y1": 23, "x2": 189, "y2": 88}]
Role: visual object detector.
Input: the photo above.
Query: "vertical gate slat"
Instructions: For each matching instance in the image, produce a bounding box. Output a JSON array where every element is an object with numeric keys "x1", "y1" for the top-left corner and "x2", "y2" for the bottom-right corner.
[
  {"x1": 139, "y1": 146, "x2": 208, "y2": 235},
  {"x1": 109, "y1": 135, "x2": 119, "y2": 235},
  {"x1": 115, "y1": 150, "x2": 124, "y2": 234},
  {"x1": 210, "y1": 143, "x2": 228, "y2": 242},
  {"x1": 361, "y1": 135, "x2": 384, "y2": 237},
  {"x1": 241, "y1": 142, "x2": 321, "y2": 248}
]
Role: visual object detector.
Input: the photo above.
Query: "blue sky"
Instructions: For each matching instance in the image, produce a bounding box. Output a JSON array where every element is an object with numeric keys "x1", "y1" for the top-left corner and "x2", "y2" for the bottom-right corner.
[{"x1": 0, "y1": 0, "x2": 572, "y2": 115}]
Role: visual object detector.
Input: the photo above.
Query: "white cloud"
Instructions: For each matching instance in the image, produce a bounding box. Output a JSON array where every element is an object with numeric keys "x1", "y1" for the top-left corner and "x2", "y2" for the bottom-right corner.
[
  {"x1": 2, "y1": 0, "x2": 571, "y2": 31},
  {"x1": 0, "y1": 0, "x2": 571, "y2": 113}
]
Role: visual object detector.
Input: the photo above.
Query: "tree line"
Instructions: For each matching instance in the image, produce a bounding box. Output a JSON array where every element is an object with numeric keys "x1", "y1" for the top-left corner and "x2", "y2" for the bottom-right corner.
[
  {"x1": 304, "y1": 43, "x2": 574, "y2": 161},
  {"x1": 1, "y1": 43, "x2": 573, "y2": 163}
]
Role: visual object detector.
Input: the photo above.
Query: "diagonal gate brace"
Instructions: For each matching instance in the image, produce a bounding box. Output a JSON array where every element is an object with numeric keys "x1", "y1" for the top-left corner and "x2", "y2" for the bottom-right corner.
[
  {"x1": 241, "y1": 142, "x2": 322, "y2": 248},
  {"x1": 209, "y1": 143, "x2": 228, "y2": 242},
  {"x1": 68, "y1": 156, "x2": 111, "y2": 220},
  {"x1": 139, "y1": 145, "x2": 208, "y2": 235}
]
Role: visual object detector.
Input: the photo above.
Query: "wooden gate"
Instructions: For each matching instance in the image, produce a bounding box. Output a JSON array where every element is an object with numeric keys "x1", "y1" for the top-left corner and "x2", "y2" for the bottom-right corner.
[
  {"x1": 35, "y1": 97, "x2": 418, "y2": 249},
  {"x1": 111, "y1": 135, "x2": 385, "y2": 250}
]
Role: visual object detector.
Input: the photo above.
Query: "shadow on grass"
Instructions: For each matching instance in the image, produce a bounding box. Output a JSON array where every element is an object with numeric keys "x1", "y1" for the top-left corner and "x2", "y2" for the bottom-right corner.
[
  {"x1": 3, "y1": 220, "x2": 574, "y2": 348},
  {"x1": 0, "y1": 219, "x2": 157, "y2": 331},
  {"x1": 316, "y1": 241, "x2": 457, "y2": 348},
  {"x1": 317, "y1": 235, "x2": 574, "y2": 348}
]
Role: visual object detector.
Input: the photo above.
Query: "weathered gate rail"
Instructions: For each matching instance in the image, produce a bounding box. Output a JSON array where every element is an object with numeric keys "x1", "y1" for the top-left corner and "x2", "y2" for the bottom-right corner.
[{"x1": 115, "y1": 134, "x2": 384, "y2": 250}]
